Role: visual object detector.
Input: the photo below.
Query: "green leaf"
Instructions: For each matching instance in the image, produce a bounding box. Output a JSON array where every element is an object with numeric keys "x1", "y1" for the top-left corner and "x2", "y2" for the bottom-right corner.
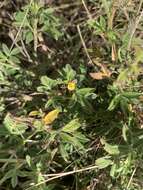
[
  {"x1": 40, "y1": 76, "x2": 58, "y2": 90},
  {"x1": 120, "y1": 96, "x2": 129, "y2": 115},
  {"x1": 11, "y1": 48, "x2": 21, "y2": 55},
  {"x1": 0, "y1": 169, "x2": 14, "y2": 185},
  {"x1": 2, "y1": 44, "x2": 10, "y2": 56},
  {"x1": 60, "y1": 64, "x2": 76, "y2": 81},
  {"x1": 104, "y1": 143, "x2": 120, "y2": 155},
  {"x1": 10, "y1": 56, "x2": 20, "y2": 64},
  {"x1": 116, "y1": 69, "x2": 129, "y2": 85},
  {"x1": 74, "y1": 132, "x2": 89, "y2": 143},
  {"x1": 45, "y1": 98, "x2": 54, "y2": 108},
  {"x1": 0, "y1": 52, "x2": 7, "y2": 60},
  {"x1": 99, "y1": 16, "x2": 106, "y2": 30},
  {"x1": 33, "y1": 120, "x2": 43, "y2": 131},
  {"x1": 60, "y1": 132, "x2": 84, "y2": 149},
  {"x1": 59, "y1": 144, "x2": 69, "y2": 162},
  {"x1": 121, "y1": 92, "x2": 142, "y2": 99},
  {"x1": 101, "y1": 139, "x2": 120, "y2": 155},
  {"x1": 96, "y1": 157, "x2": 113, "y2": 169},
  {"x1": 43, "y1": 184, "x2": 56, "y2": 190},
  {"x1": 49, "y1": 131, "x2": 58, "y2": 143},
  {"x1": 108, "y1": 94, "x2": 121, "y2": 111},
  {"x1": 14, "y1": 11, "x2": 29, "y2": 27},
  {"x1": 3, "y1": 114, "x2": 28, "y2": 135},
  {"x1": 17, "y1": 171, "x2": 31, "y2": 177},
  {"x1": 62, "y1": 119, "x2": 81, "y2": 133},
  {"x1": 25, "y1": 31, "x2": 34, "y2": 44},
  {"x1": 76, "y1": 88, "x2": 95, "y2": 96},
  {"x1": 110, "y1": 163, "x2": 117, "y2": 178},
  {"x1": 11, "y1": 172, "x2": 18, "y2": 188}
]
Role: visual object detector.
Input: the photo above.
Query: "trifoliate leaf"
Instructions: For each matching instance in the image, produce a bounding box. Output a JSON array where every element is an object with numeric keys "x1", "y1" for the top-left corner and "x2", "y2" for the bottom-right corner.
[{"x1": 96, "y1": 157, "x2": 113, "y2": 169}]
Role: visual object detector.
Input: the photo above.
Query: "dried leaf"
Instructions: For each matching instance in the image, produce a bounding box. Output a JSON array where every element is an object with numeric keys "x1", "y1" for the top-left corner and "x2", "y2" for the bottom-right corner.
[
  {"x1": 100, "y1": 64, "x2": 112, "y2": 77},
  {"x1": 90, "y1": 63, "x2": 111, "y2": 80},
  {"x1": 89, "y1": 72, "x2": 105, "y2": 80}
]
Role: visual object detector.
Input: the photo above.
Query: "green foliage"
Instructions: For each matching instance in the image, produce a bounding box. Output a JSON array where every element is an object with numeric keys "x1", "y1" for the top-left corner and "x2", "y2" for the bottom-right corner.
[
  {"x1": 0, "y1": 1, "x2": 143, "y2": 190},
  {"x1": 13, "y1": 2, "x2": 62, "y2": 44},
  {"x1": 95, "y1": 156, "x2": 113, "y2": 169},
  {"x1": 4, "y1": 114, "x2": 28, "y2": 135}
]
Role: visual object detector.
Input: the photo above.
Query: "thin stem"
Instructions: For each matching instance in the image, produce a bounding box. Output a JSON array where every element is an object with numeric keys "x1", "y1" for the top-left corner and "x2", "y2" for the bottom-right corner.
[
  {"x1": 9, "y1": 0, "x2": 33, "y2": 52},
  {"x1": 126, "y1": 167, "x2": 137, "y2": 189},
  {"x1": 77, "y1": 24, "x2": 93, "y2": 64},
  {"x1": 26, "y1": 165, "x2": 98, "y2": 189}
]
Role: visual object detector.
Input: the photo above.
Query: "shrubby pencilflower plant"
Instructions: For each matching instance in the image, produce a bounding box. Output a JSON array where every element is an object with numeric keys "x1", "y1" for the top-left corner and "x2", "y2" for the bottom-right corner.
[{"x1": 0, "y1": 1, "x2": 142, "y2": 190}]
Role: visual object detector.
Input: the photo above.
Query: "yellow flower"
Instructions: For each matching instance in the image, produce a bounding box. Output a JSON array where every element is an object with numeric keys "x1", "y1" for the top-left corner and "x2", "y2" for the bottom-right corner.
[
  {"x1": 43, "y1": 109, "x2": 60, "y2": 125},
  {"x1": 67, "y1": 81, "x2": 76, "y2": 91}
]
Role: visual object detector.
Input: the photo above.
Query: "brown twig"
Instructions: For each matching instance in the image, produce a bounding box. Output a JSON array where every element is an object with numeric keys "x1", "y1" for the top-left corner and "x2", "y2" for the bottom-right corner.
[
  {"x1": 26, "y1": 164, "x2": 98, "y2": 189},
  {"x1": 77, "y1": 24, "x2": 93, "y2": 64}
]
